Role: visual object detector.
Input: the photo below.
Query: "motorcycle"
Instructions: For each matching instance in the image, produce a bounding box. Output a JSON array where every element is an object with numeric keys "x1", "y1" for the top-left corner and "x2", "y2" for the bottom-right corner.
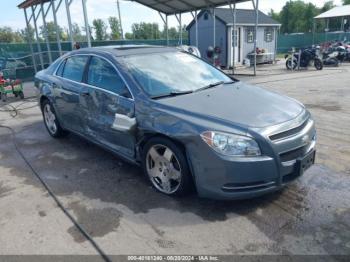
[
  {"x1": 322, "y1": 49, "x2": 340, "y2": 67},
  {"x1": 285, "y1": 47, "x2": 323, "y2": 70},
  {"x1": 320, "y1": 41, "x2": 350, "y2": 65}
]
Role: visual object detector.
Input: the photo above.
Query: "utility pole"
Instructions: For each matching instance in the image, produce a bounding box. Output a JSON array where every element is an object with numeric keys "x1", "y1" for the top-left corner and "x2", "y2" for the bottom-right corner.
[{"x1": 116, "y1": 0, "x2": 124, "y2": 40}]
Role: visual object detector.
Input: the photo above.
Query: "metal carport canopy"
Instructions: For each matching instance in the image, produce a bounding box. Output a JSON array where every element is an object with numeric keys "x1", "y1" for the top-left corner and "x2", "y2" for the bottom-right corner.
[
  {"x1": 127, "y1": 0, "x2": 250, "y2": 15},
  {"x1": 314, "y1": 5, "x2": 350, "y2": 19}
]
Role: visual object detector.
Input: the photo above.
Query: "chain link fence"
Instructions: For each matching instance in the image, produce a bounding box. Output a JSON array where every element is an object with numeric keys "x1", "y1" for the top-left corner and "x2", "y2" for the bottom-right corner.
[
  {"x1": 277, "y1": 32, "x2": 350, "y2": 53},
  {"x1": 0, "y1": 39, "x2": 188, "y2": 80}
]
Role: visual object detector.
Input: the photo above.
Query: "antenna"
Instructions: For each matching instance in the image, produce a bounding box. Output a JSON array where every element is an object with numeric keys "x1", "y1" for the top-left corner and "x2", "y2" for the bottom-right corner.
[{"x1": 116, "y1": 0, "x2": 124, "y2": 40}]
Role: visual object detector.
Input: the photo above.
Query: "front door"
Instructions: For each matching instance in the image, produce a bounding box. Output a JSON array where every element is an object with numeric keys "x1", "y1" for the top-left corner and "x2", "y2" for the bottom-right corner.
[{"x1": 80, "y1": 56, "x2": 136, "y2": 159}]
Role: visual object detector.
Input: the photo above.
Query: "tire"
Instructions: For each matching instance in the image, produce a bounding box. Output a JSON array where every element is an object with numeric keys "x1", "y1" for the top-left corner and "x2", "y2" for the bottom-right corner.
[
  {"x1": 18, "y1": 91, "x2": 24, "y2": 99},
  {"x1": 1, "y1": 93, "x2": 7, "y2": 102},
  {"x1": 41, "y1": 99, "x2": 68, "y2": 138},
  {"x1": 142, "y1": 137, "x2": 193, "y2": 196},
  {"x1": 286, "y1": 58, "x2": 297, "y2": 70},
  {"x1": 314, "y1": 59, "x2": 323, "y2": 70}
]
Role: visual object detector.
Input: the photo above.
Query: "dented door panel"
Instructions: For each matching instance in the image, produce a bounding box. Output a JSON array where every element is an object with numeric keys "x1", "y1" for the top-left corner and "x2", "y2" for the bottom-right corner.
[{"x1": 81, "y1": 87, "x2": 136, "y2": 159}]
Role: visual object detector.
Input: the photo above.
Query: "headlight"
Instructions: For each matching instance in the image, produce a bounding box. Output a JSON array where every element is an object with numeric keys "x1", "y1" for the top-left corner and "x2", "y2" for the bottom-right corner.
[{"x1": 201, "y1": 131, "x2": 261, "y2": 157}]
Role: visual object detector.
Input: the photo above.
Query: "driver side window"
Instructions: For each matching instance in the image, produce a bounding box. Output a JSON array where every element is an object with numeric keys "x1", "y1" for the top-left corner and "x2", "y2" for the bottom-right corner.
[{"x1": 87, "y1": 56, "x2": 132, "y2": 99}]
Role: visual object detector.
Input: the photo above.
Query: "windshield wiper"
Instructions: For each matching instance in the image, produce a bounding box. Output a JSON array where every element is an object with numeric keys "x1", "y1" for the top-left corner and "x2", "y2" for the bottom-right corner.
[
  {"x1": 151, "y1": 90, "x2": 194, "y2": 100},
  {"x1": 195, "y1": 80, "x2": 234, "y2": 93}
]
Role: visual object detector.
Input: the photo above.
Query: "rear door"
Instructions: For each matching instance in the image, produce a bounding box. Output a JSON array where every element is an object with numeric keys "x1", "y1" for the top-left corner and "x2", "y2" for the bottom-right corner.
[
  {"x1": 81, "y1": 56, "x2": 136, "y2": 159},
  {"x1": 54, "y1": 55, "x2": 89, "y2": 134}
]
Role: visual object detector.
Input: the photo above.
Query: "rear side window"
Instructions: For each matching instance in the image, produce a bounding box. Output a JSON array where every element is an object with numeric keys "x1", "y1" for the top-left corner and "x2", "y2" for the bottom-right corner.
[
  {"x1": 87, "y1": 56, "x2": 131, "y2": 98},
  {"x1": 62, "y1": 56, "x2": 89, "y2": 82}
]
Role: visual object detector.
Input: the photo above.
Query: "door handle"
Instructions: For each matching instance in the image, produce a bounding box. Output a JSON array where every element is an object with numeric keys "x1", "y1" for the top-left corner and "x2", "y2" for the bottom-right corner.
[{"x1": 81, "y1": 90, "x2": 90, "y2": 96}]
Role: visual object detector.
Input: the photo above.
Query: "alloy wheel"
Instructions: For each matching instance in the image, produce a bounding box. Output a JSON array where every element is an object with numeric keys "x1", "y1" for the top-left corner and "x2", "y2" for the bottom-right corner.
[
  {"x1": 43, "y1": 104, "x2": 57, "y2": 135},
  {"x1": 146, "y1": 144, "x2": 182, "y2": 194}
]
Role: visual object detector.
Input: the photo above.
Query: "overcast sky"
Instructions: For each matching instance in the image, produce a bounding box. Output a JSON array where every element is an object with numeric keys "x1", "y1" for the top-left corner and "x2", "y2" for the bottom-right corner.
[{"x1": 3, "y1": 0, "x2": 344, "y2": 33}]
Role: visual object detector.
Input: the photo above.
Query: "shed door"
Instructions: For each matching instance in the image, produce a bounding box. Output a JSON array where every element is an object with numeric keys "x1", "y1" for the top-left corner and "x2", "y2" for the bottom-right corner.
[{"x1": 233, "y1": 27, "x2": 242, "y2": 64}]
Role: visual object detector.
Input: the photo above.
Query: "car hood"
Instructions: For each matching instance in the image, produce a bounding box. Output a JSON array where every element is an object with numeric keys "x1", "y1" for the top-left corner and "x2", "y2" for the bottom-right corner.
[{"x1": 155, "y1": 82, "x2": 305, "y2": 128}]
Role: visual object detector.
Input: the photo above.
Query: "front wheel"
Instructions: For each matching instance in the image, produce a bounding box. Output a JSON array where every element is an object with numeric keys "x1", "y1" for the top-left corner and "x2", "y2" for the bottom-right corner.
[
  {"x1": 1, "y1": 92, "x2": 7, "y2": 102},
  {"x1": 286, "y1": 58, "x2": 297, "y2": 70},
  {"x1": 314, "y1": 59, "x2": 323, "y2": 70},
  {"x1": 142, "y1": 137, "x2": 193, "y2": 196}
]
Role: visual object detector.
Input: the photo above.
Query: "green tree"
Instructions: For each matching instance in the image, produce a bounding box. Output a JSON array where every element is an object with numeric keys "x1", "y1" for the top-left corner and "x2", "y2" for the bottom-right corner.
[
  {"x1": 71, "y1": 23, "x2": 85, "y2": 42},
  {"x1": 0, "y1": 27, "x2": 16, "y2": 43},
  {"x1": 131, "y1": 22, "x2": 161, "y2": 39},
  {"x1": 40, "y1": 22, "x2": 66, "y2": 42},
  {"x1": 162, "y1": 27, "x2": 178, "y2": 39},
  {"x1": 92, "y1": 19, "x2": 107, "y2": 41},
  {"x1": 20, "y1": 24, "x2": 35, "y2": 43},
  {"x1": 321, "y1": 1, "x2": 335, "y2": 12},
  {"x1": 273, "y1": 1, "x2": 320, "y2": 33},
  {"x1": 343, "y1": 0, "x2": 350, "y2": 5},
  {"x1": 304, "y1": 3, "x2": 319, "y2": 32},
  {"x1": 108, "y1": 17, "x2": 121, "y2": 40},
  {"x1": 13, "y1": 31, "x2": 24, "y2": 43},
  {"x1": 268, "y1": 9, "x2": 280, "y2": 22},
  {"x1": 125, "y1": 32, "x2": 134, "y2": 39},
  {"x1": 82, "y1": 25, "x2": 94, "y2": 41}
]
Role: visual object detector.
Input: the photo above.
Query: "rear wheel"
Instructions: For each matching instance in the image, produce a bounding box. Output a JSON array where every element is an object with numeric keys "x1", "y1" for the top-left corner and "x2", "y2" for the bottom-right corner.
[
  {"x1": 18, "y1": 91, "x2": 24, "y2": 99},
  {"x1": 1, "y1": 93, "x2": 7, "y2": 102},
  {"x1": 314, "y1": 59, "x2": 323, "y2": 70},
  {"x1": 42, "y1": 99, "x2": 68, "y2": 138},
  {"x1": 142, "y1": 137, "x2": 193, "y2": 196}
]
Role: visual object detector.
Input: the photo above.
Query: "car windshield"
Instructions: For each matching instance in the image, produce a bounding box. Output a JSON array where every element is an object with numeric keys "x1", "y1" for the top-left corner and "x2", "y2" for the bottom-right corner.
[{"x1": 122, "y1": 52, "x2": 233, "y2": 98}]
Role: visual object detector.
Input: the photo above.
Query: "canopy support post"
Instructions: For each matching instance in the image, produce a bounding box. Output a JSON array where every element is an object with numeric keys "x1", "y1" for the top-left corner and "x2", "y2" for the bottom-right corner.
[
  {"x1": 159, "y1": 12, "x2": 169, "y2": 46},
  {"x1": 24, "y1": 8, "x2": 37, "y2": 73},
  {"x1": 195, "y1": 10, "x2": 199, "y2": 47},
  {"x1": 326, "y1": 18, "x2": 329, "y2": 42},
  {"x1": 166, "y1": 15, "x2": 169, "y2": 46},
  {"x1": 82, "y1": 0, "x2": 91, "y2": 47},
  {"x1": 180, "y1": 13, "x2": 183, "y2": 45},
  {"x1": 51, "y1": 0, "x2": 62, "y2": 56},
  {"x1": 65, "y1": 0, "x2": 74, "y2": 49},
  {"x1": 274, "y1": 27, "x2": 278, "y2": 62},
  {"x1": 213, "y1": 8, "x2": 216, "y2": 48},
  {"x1": 312, "y1": 19, "x2": 316, "y2": 45},
  {"x1": 41, "y1": 2, "x2": 53, "y2": 64},
  {"x1": 175, "y1": 13, "x2": 183, "y2": 45},
  {"x1": 31, "y1": 6, "x2": 44, "y2": 70},
  {"x1": 252, "y1": 0, "x2": 259, "y2": 76},
  {"x1": 116, "y1": 0, "x2": 124, "y2": 40},
  {"x1": 228, "y1": 1, "x2": 236, "y2": 73}
]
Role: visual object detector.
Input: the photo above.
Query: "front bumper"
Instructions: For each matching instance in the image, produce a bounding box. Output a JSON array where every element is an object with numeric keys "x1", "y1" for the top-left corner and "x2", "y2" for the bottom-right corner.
[
  {"x1": 189, "y1": 146, "x2": 316, "y2": 200},
  {"x1": 187, "y1": 114, "x2": 316, "y2": 200}
]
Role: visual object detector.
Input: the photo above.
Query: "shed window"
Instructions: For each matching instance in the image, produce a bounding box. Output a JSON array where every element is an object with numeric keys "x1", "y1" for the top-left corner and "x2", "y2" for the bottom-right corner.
[
  {"x1": 264, "y1": 28, "x2": 274, "y2": 42},
  {"x1": 246, "y1": 28, "x2": 255, "y2": 43}
]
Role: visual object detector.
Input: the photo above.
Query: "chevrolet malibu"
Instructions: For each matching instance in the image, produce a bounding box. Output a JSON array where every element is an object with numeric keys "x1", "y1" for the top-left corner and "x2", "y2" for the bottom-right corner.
[{"x1": 35, "y1": 46, "x2": 316, "y2": 200}]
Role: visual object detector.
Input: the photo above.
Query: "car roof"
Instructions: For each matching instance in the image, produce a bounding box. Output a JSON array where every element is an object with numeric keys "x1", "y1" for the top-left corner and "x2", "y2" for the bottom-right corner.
[{"x1": 69, "y1": 45, "x2": 180, "y2": 57}]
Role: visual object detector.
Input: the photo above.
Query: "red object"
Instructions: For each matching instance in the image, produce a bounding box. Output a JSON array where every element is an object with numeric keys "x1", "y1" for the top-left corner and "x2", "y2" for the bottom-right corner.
[{"x1": 0, "y1": 75, "x2": 5, "y2": 84}]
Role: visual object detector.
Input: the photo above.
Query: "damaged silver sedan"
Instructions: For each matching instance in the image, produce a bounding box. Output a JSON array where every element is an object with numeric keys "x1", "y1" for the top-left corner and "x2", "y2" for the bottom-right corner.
[{"x1": 35, "y1": 46, "x2": 316, "y2": 200}]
